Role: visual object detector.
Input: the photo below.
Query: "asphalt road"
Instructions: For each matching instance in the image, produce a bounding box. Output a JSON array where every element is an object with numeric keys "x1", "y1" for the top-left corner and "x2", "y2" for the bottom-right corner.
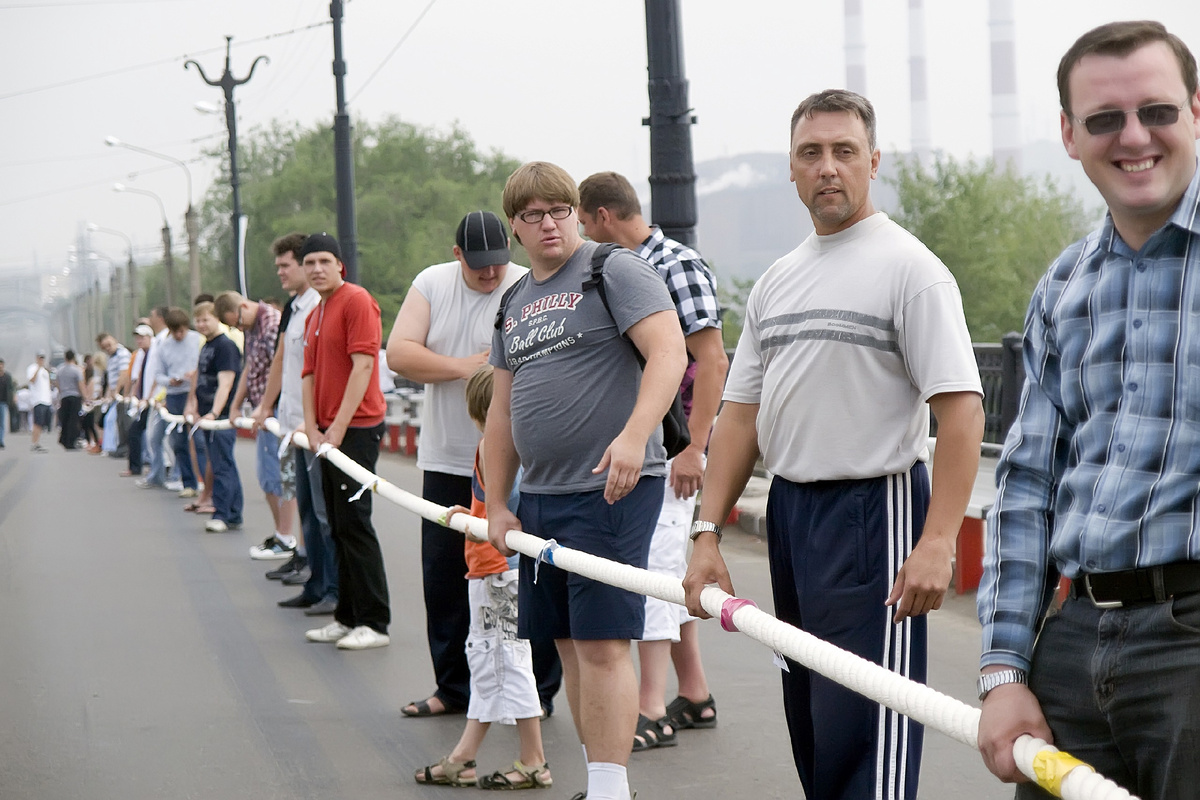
[{"x1": 0, "y1": 432, "x2": 1012, "y2": 799}]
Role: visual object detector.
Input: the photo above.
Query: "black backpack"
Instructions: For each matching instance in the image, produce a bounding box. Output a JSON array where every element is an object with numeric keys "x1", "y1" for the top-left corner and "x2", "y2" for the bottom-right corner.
[{"x1": 495, "y1": 243, "x2": 690, "y2": 459}]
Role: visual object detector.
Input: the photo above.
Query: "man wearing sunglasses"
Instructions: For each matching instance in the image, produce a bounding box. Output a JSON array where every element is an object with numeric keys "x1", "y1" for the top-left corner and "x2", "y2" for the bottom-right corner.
[{"x1": 978, "y1": 21, "x2": 1200, "y2": 798}]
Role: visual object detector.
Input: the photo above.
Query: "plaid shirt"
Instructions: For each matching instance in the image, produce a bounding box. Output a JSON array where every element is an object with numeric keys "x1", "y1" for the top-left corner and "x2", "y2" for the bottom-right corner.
[
  {"x1": 635, "y1": 226, "x2": 722, "y2": 335},
  {"x1": 635, "y1": 227, "x2": 722, "y2": 414},
  {"x1": 243, "y1": 301, "x2": 281, "y2": 407},
  {"x1": 980, "y1": 165, "x2": 1200, "y2": 671}
]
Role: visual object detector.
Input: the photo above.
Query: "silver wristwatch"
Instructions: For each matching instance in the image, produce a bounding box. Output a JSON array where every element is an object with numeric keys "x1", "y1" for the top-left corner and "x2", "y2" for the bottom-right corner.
[
  {"x1": 689, "y1": 520, "x2": 723, "y2": 544},
  {"x1": 977, "y1": 668, "x2": 1027, "y2": 701}
]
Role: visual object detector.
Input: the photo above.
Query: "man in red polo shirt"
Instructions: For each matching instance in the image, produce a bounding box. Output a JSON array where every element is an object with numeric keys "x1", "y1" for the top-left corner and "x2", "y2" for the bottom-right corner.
[{"x1": 298, "y1": 232, "x2": 392, "y2": 651}]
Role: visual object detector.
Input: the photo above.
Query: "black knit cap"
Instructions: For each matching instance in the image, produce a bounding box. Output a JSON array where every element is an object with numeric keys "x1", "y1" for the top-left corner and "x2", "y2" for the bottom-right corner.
[{"x1": 300, "y1": 232, "x2": 341, "y2": 261}]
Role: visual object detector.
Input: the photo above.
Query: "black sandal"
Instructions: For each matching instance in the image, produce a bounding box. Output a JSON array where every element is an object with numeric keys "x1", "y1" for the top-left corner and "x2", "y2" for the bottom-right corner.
[
  {"x1": 665, "y1": 694, "x2": 717, "y2": 730},
  {"x1": 631, "y1": 713, "x2": 677, "y2": 752}
]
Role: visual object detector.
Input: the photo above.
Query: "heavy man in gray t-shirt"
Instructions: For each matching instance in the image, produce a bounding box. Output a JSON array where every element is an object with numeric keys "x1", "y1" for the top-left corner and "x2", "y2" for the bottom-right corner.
[{"x1": 485, "y1": 162, "x2": 686, "y2": 800}]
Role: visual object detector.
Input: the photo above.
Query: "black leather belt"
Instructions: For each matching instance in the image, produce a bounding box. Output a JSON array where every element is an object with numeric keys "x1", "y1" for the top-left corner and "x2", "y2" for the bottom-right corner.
[{"x1": 1072, "y1": 561, "x2": 1200, "y2": 608}]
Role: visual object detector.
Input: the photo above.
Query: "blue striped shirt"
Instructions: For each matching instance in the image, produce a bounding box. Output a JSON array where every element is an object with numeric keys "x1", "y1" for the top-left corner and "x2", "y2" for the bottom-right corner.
[{"x1": 979, "y1": 163, "x2": 1200, "y2": 670}]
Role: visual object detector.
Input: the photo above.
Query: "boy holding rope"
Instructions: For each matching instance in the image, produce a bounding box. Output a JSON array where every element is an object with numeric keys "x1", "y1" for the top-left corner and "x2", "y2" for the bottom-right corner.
[{"x1": 417, "y1": 364, "x2": 552, "y2": 790}]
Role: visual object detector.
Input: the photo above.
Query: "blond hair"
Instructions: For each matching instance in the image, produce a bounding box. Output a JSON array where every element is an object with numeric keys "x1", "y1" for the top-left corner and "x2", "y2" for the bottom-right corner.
[{"x1": 464, "y1": 364, "x2": 495, "y2": 428}]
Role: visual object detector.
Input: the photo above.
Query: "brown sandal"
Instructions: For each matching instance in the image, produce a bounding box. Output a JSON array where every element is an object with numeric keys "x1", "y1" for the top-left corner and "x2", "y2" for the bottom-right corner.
[{"x1": 414, "y1": 757, "x2": 477, "y2": 787}]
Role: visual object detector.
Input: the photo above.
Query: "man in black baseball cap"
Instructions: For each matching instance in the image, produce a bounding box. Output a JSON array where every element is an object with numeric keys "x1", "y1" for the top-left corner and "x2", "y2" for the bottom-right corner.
[{"x1": 384, "y1": 211, "x2": 561, "y2": 718}]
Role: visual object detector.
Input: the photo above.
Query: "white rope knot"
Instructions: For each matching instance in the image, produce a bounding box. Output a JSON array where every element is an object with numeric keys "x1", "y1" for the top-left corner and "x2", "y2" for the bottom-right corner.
[
  {"x1": 348, "y1": 479, "x2": 378, "y2": 502},
  {"x1": 314, "y1": 443, "x2": 333, "y2": 460},
  {"x1": 532, "y1": 538, "x2": 560, "y2": 583},
  {"x1": 277, "y1": 431, "x2": 294, "y2": 459},
  {"x1": 166, "y1": 421, "x2": 180, "y2": 435}
]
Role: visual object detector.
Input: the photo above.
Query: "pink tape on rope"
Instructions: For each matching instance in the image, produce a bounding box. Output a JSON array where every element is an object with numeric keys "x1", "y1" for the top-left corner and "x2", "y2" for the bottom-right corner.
[{"x1": 720, "y1": 598, "x2": 758, "y2": 632}]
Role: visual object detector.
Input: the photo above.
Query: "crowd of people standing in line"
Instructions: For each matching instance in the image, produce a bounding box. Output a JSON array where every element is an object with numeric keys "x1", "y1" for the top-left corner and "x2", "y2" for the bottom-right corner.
[{"x1": 6, "y1": 19, "x2": 1197, "y2": 798}]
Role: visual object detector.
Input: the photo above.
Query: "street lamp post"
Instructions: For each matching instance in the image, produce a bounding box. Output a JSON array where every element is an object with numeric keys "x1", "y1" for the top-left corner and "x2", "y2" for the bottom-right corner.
[
  {"x1": 186, "y1": 37, "x2": 268, "y2": 296},
  {"x1": 105, "y1": 136, "x2": 200, "y2": 300},
  {"x1": 88, "y1": 223, "x2": 138, "y2": 323},
  {"x1": 114, "y1": 183, "x2": 175, "y2": 307}
]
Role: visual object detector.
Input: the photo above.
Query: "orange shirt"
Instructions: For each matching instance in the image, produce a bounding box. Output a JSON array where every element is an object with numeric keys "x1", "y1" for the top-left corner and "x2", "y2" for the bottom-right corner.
[
  {"x1": 465, "y1": 447, "x2": 510, "y2": 579},
  {"x1": 301, "y1": 282, "x2": 386, "y2": 429}
]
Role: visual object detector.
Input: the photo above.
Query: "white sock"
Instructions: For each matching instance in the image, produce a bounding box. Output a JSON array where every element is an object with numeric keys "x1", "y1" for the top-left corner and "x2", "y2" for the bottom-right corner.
[
  {"x1": 276, "y1": 532, "x2": 297, "y2": 548},
  {"x1": 586, "y1": 762, "x2": 629, "y2": 800}
]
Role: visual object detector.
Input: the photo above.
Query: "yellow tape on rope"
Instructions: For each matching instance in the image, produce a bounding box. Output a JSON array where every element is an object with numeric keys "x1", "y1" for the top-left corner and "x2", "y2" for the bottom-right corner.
[{"x1": 1032, "y1": 749, "x2": 1090, "y2": 797}]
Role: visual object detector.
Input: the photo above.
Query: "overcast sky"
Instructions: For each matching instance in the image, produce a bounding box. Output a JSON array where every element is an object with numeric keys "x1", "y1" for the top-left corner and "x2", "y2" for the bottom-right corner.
[{"x1": 2, "y1": 0, "x2": 1198, "y2": 277}]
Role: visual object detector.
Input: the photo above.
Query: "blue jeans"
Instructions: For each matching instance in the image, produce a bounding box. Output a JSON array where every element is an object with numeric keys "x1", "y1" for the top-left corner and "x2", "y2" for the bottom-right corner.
[
  {"x1": 0, "y1": 403, "x2": 8, "y2": 446},
  {"x1": 165, "y1": 393, "x2": 196, "y2": 490},
  {"x1": 1018, "y1": 591, "x2": 1200, "y2": 799},
  {"x1": 145, "y1": 410, "x2": 168, "y2": 485},
  {"x1": 255, "y1": 430, "x2": 283, "y2": 496},
  {"x1": 296, "y1": 447, "x2": 337, "y2": 603},
  {"x1": 196, "y1": 427, "x2": 242, "y2": 524}
]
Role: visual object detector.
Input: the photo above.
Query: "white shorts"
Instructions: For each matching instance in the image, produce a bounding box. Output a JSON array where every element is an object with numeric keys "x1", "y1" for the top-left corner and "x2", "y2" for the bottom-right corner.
[
  {"x1": 466, "y1": 570, "x2": 541, "y2": 724},
  {"x1": 642, "y1": 460, "x2": 699, "y2": 642}
]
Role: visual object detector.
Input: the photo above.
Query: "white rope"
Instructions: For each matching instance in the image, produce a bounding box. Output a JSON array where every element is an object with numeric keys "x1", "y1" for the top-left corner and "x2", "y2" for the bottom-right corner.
[{"x1": 148, "y1": 407, "x2": 1136, "y2": 800}]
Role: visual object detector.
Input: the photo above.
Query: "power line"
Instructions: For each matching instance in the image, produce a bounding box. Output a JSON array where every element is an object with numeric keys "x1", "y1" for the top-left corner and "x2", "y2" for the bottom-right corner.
[
  {"x1": 0, "y1": 0, "x2": 188, "y2": 7},
  {"x1": 0, "y1": 19, "x2": 330, "y2": 102},
  {"x1": 348, "y1": 0, "x2": 438, "y2": 104}
]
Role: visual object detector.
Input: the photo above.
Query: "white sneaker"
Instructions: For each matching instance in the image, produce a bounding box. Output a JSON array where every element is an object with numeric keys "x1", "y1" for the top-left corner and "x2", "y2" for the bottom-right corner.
[
  {"x1": 306, "y1": 621, "x2": 351, "y2": 643},
  {"x1": 205, "y1": 519, "x2": 228, "y2": 533},
  {"x1": 249, "y1": 535, "x2": 295, "y2": 560},
  {"x1": 164, "y1": 479, "x2": 184, "y2": 492},
  {"x1": 335, "y1": 625, "x2": 390, "y2": 650}
]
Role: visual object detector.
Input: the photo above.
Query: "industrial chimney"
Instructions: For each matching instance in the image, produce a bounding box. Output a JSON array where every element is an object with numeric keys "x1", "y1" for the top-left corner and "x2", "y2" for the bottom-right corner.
[
  {"x1": 844, "y1": 0, "x2": 867, "y2": 95},
  {"x1": 908, "y1": 0, "x2": 932, "y2": 162},
  {"x1": 989, "y1": 0, "x2": 1021, "y2": 171}
]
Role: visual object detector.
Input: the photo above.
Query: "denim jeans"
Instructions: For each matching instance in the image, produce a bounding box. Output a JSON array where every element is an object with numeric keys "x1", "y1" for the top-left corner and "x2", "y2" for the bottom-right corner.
[
  {"x1": 296, "y1": 446, "x2": 337, "y2": 603},
  {"x1": 165, "y1": 393, "x2": 196, "y2": 490},
  {"x1": 145, "y1": 410, "x2": 168, "y2": 485},
  {"x1": 1018, "y1": 591, "x2": 1200, "y2": 800},
  {"x1": 0, "y1": 402, "x2": 8, "y2": 446},
  {"x1": 196, "y1": 427, "x2": 242, "y2": 525}
]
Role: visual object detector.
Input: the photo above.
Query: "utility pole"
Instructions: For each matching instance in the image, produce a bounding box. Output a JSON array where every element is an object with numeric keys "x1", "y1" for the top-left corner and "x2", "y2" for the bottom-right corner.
[
  {"x1": 643, "y1": 0, "x2": 699, "y2": 247},
  {"x1": 330, "y1": 0, "x2": 361, "y2": 283},
  {"x1": 186, "y1": 37, "x2": 267, "y2": 297}
]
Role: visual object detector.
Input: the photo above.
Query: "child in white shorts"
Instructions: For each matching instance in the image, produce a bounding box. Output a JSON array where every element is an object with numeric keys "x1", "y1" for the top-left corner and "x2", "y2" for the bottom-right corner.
[{"x1": 413, "y1": 365, "x2": 551, "y2": 791}]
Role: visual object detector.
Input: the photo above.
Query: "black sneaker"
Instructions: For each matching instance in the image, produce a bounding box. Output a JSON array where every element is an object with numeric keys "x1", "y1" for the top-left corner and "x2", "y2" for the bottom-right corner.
[{"x1": 265, "y1": 554, "x2": 307, "y2": 580}]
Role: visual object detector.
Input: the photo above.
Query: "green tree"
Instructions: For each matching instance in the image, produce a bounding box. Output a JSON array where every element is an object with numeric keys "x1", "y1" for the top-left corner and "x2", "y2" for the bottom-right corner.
[
  {"x1": 886, "y1": 155, "x2": 1093, "y2": 341},
  {"x1": 717, "y1": 275, "x2": 755, "y2": 350},
  {"x1": 195, "y1": 117, "x2": 522, "y2": 337}
]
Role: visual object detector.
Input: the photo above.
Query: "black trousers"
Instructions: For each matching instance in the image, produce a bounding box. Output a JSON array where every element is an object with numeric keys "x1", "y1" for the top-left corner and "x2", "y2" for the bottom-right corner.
[
  {"x1": 321, "y1": 424, "x2": 390, "y2": 634},
  {"x1": 421, "y1": 471, "x2": 474, "y2": 708},
  {"x1": 127, "y1": 406, "x2": 149, "y2": 472},
  {"x1": 57, "y1": 396, "x2": 82, "y2": 449},
  {"x1": 422, "y1": 470, "x2": 562, "y2": 712}
]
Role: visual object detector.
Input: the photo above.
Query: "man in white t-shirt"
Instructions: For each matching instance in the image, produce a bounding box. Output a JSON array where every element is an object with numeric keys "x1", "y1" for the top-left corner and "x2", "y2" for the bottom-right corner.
[
  {"x1": 249, "y1": 233, "x2": 334, "y2": 613},
  {"x1": 683, "y1": 90, "x2": 985, "y2": 800},
  {"x1": 26, "y1": 353, "x2": 52, "y2": 452},
  {"x1": 386, "y1": 210, "x2": 552, "y2": 718}
]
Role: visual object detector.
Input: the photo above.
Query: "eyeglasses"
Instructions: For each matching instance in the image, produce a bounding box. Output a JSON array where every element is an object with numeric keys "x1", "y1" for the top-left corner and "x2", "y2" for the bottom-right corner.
[
  {"x1": 516, "y1": 206, "x2": 573, "y2": 224},
  {"x1": 1074, "y1": 103, "x2": 1185, "y2": 136}
]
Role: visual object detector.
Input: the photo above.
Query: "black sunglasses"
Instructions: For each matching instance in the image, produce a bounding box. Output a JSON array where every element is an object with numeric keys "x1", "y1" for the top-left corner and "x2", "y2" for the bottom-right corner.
[{"x1": 1075, "y1": 103, "x2": 1185, "y2": 136}]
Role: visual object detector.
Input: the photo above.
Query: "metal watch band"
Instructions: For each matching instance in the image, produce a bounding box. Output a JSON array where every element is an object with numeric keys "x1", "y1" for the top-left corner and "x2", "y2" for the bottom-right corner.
[
  {"x1": 977, "y1": 668, "x2": 1027, "y2": 701},
  {"x1": 689, "y1": 520, "x2": 722, "y2": 544}
]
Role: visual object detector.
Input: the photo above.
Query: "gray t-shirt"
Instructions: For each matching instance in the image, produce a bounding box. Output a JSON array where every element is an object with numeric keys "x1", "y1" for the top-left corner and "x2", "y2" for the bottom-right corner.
[
  {"x1": 56, "y1": 363, "x2": 83, "y2": 398},
  {"x1": 491, "y1": 241, "x2": 675, "y2": 494}
]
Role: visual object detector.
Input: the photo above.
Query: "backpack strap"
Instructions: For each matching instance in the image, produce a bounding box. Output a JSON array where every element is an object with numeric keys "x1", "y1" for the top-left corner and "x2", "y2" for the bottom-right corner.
[
  {"x1": 494, "y1": 272, "x2": 532, "y2": 331},
  {"x1": 580, "y1": 242, "x2": 620, "y2": 309}
]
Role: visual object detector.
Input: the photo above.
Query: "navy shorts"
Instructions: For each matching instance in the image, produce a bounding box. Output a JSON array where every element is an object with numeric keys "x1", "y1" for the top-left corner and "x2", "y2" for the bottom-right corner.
[
  {"x1": 33, "y1": 404, "x2": 52, "y2": 429},
  {"x1": 517, "y1": 475, "x2": 663, "y2": 641}
]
